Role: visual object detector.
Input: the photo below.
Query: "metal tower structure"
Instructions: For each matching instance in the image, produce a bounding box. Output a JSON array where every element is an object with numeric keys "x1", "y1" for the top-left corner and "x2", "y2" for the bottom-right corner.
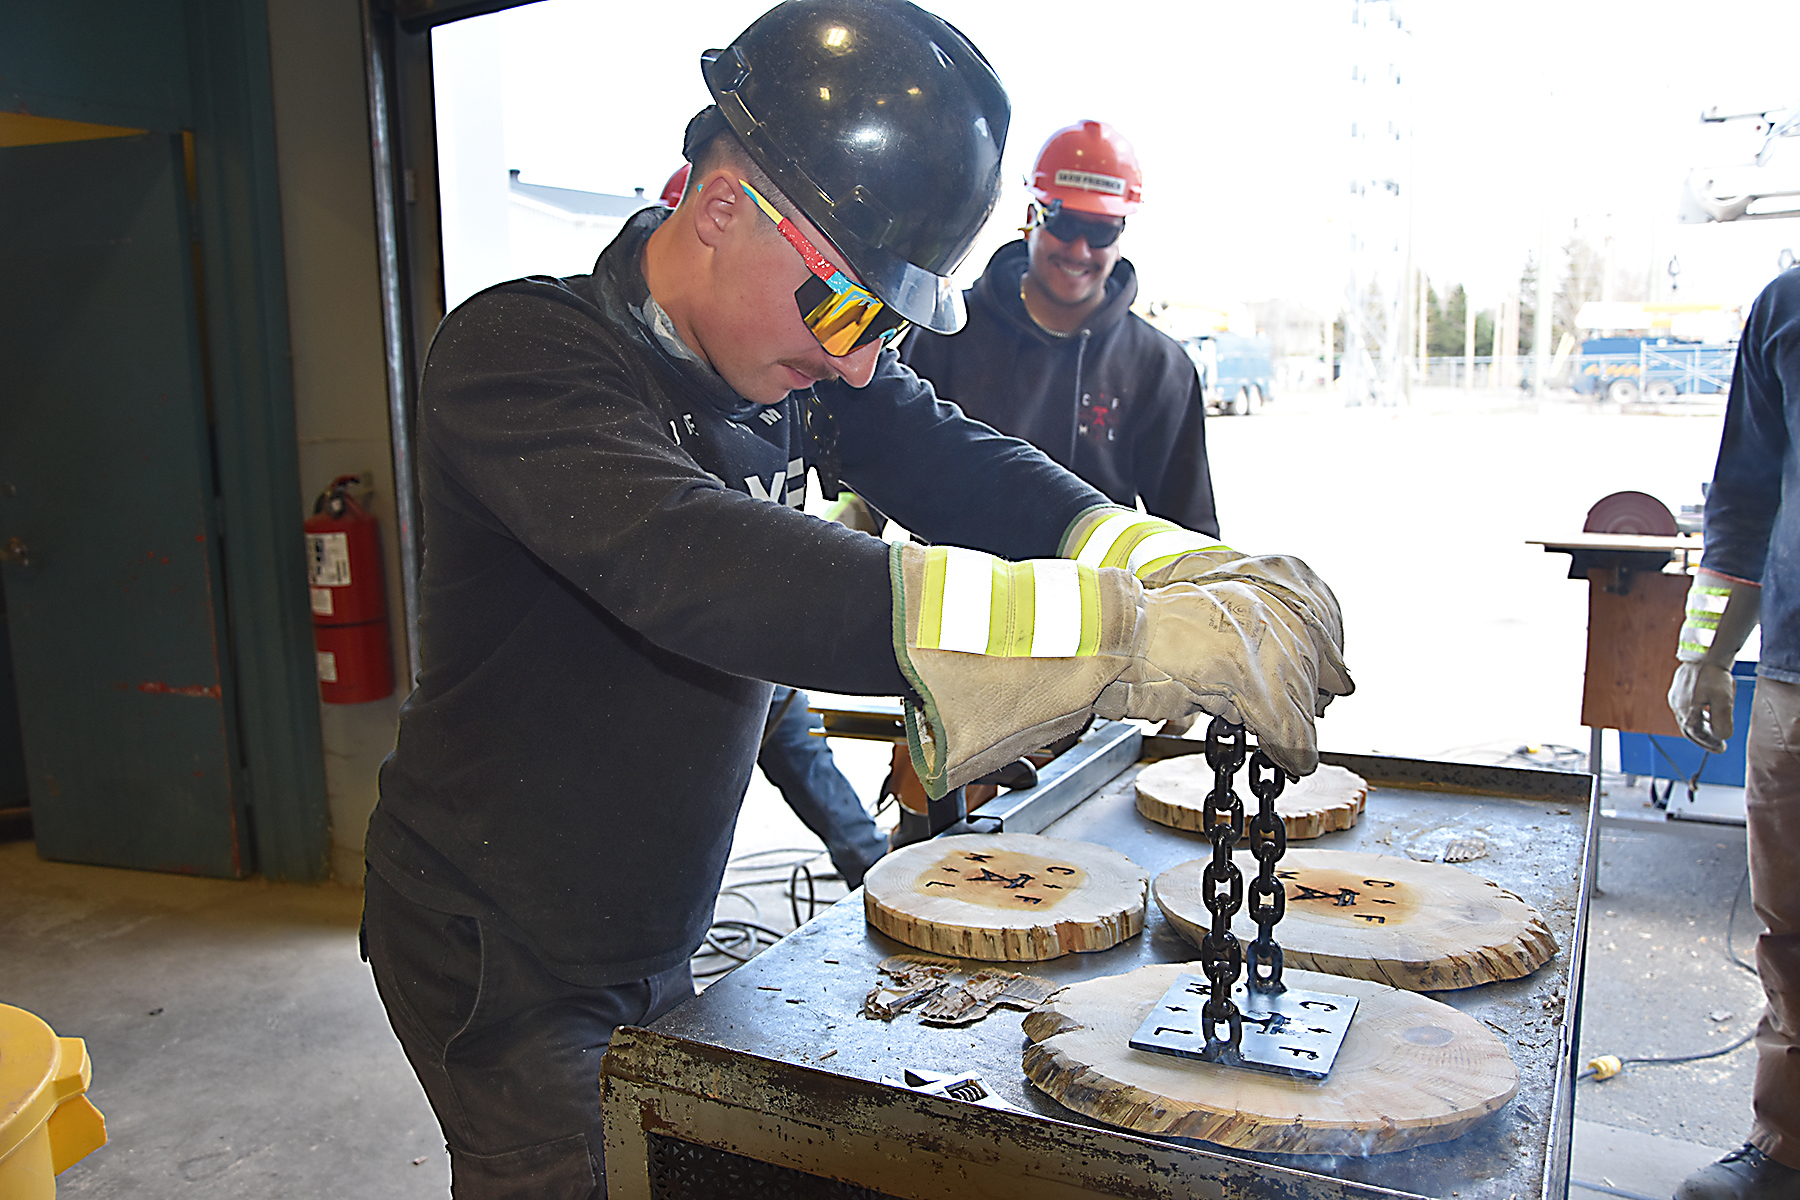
[{"x1": 1340, "y1": 0, "x2": 1412, "y2": 406}]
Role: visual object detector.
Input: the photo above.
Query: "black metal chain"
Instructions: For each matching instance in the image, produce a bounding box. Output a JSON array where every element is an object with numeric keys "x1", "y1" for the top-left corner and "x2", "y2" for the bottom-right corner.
[
  {"x1": 1198, "y1": 717, "x2": 1247, "y2": 1053},
  {"x1": 1244, "y1": 749, "x2": 1288, "y2": 995},
  {"x1": 1197, "y1": 717, "x2": 1292, "y2": 1058}
]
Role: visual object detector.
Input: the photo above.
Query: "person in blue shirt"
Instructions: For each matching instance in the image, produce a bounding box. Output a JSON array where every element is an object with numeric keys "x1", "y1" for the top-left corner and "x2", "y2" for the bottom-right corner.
[{"x1": 1670, "y1": 265, "x2": 1800, "y2": 1200}]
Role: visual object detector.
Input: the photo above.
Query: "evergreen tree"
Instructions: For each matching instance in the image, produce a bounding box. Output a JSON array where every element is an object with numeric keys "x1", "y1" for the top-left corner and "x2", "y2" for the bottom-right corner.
[
  {"x1": 1429, "y1": 284, "x2": 1467, "y2": 357},
  {"x1": 1475, "y1": 310, "x2": 1495, "y2": 357}
]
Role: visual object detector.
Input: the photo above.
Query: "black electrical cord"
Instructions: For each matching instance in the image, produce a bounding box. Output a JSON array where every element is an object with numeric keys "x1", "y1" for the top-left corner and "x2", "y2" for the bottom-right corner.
[
  {"x1": 1576, "y1": 1027, "x2": 1757, "y2": 1080},
  {"x1": 1497, "y1": 742, "x2": 1589, "y2": 771},
  {"x1": 1579, "y1": 865, "x2": 1761, "y2": 1081},
  {"x1": 1645, "y1": 734, "x2": 1710, "y2": 809},
  {"x1": 1569, "y1": 1179, "x2": 1668, "y2": 1200},
  {"x1": 1726, "y1": 864, "x2": 1760, "y2": 976},
  {"x1": 692, "y1": 847, "x2": 840, "y2": 980}
]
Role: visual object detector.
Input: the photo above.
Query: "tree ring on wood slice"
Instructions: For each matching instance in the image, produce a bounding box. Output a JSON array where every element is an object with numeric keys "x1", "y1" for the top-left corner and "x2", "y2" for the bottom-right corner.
[
  {"x1": 862, "y1": 833, "x2": 1148, "y2": 961},
  {"x1": 1155, "y1": 848, "x2": 1558, "y2": 990},
  {"x1": 1135, "y1": 759, "x2": 1368, "y2": 839},
  {"x1": 1021, "y1": 962, "x2": 1518, "y2": 1155}
]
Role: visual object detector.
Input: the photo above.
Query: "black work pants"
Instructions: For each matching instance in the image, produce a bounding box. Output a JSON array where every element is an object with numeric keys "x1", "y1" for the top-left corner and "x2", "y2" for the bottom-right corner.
[{"x1": 362, "y1": 869, "x2": 695, "y2": 1198}]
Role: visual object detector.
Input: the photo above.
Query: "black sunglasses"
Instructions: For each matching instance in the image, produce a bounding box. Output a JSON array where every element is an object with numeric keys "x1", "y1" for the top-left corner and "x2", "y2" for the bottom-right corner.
[{"x1": 1035, "y1": 201, "x2": 1125, "y2": 249}]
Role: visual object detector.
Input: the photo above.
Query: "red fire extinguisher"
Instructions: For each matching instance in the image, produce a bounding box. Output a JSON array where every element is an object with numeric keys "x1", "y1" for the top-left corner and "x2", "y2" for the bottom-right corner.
[{"x1": 304, "y1": 475, "x2": 395, "y2": 704}]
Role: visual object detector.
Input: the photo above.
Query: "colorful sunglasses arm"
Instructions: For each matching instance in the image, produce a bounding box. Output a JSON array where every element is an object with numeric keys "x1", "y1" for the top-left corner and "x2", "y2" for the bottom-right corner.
[{"x1": 740, "y1": 180, "x2": 842, "y2": 284}]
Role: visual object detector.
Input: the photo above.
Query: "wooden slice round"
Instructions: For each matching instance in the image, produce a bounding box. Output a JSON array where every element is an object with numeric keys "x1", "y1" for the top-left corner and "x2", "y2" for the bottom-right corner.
[
  {"x1": 1022, "y1": 962, "x2": 1518, "y2": 1155},
  {"x1": 1135, "y1": 760, "x2": 1368, "y2": 840},
  {"x1": 1154, "y1": 849, "x2": 1558, "y2": 991},
  {"x1": 862, "y1": 833, "x2": 1148, "y2": 962}
]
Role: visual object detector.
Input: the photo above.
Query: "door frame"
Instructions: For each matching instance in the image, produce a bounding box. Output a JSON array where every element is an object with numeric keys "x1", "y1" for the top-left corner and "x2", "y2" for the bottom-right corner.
[{"x1": 1, "y1": 0, "x2": 330, "y2": 880}]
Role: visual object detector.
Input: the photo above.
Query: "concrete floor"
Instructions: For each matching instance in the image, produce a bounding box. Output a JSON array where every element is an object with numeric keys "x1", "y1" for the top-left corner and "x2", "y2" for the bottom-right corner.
[{"x1": 3, "y1": 391, "x2": 1769, "y2": 1197}]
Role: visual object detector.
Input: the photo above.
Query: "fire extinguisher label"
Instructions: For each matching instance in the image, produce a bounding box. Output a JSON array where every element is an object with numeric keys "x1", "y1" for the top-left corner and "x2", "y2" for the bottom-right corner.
[
  {"x1": 307, "y1": 532, "x2": 352, "y2": 587},
  {"x1": 310, "y1": 587, "x2": 334, "y2": 616},
  {"x1": 317, "y1": 650, "x2": 339, "y2": 683}
]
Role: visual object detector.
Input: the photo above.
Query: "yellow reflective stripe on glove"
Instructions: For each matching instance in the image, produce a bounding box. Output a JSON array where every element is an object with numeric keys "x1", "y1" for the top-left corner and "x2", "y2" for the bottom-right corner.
[
  {"x1": 1062, "y1": 506, "x2": 1232, "y2": 579},
  {"x1": 892, "y1": 542, "x2": 1143, "y2": 800},
  {"x1": 1678, "y1": 580, "x2": 1733, "y2": 657},
  {"x1": 913, "y1": 547, "x2": 1102, "y2": 658},
  {"x1": 1676, "y1": 571, "x2": 1762, "y2": 667}
]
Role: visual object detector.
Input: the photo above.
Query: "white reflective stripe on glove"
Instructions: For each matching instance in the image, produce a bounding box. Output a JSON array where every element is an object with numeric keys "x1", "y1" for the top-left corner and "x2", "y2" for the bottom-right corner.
[
  {"x1": 891, "y1": 542, "x2": 1327, "y2": 799},
  {"x1": 1061, "y1": 505, "x2": 1239, "y2": 578},
  {"x1": 892, "y1": 542, "x2": 1140, "y2": 800},
  {"x1": 1061, "y1": 506, "x2": 1354, "y2": 716},
  {"x1": 1669, "y1": 571, "x2": 1762, "y2": 753}
]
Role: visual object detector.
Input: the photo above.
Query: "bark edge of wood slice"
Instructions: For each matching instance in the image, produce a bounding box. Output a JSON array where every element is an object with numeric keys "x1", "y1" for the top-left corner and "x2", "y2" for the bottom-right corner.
[
  {"x1": 1021, "y1": 962, "x2": 1518, "y2": 1155},
  {"x1": 863, "y1": 832, "x2": 1148, "y2": 961},
  {"x1": 1134, "y1": 760, "x2": 1368, "y2": 840},
  {"x1": 1155, "y1": 848, "x2": 1559, "y2": 990}
]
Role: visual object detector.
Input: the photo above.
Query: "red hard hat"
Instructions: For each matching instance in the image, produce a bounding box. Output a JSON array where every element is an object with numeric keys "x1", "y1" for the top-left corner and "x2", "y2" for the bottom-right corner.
[
  {"x1": 1026, "y1": 120, "x2": 1142, "y2": 217},
  {"x1": 659, "y1": 163, "x2": 691, "y2": 208}
]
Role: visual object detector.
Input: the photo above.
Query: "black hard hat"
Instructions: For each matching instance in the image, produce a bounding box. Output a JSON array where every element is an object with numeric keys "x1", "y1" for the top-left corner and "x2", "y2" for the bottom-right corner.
[{"x1": 697, "y1": 0, "x2": 1009, "y2": 334}]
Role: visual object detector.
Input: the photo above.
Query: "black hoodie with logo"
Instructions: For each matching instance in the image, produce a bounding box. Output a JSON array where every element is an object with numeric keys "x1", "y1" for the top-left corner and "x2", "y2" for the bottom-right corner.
[
  {"x1": 900, "y1": 240, "x2": 1218, "y2": 537},
  {"x1": 365, "y1": 208, "x2": 1106, "y2": 986}
]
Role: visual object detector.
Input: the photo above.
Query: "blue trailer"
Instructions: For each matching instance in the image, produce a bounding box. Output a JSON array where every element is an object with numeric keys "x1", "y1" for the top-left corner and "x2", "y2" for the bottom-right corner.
[
  {"x1": 1182, "y1": 332, "x2": 1276, "y2": 415},
  {"x1": 1573, "y1": 337, "x2": 1735, "y2": 402}
]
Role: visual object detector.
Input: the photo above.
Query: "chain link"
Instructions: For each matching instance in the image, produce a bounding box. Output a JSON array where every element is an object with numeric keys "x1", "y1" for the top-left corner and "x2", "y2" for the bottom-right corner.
[
  {"x1": 1195, "y1": 717, "x2": 1291, "y2": 1058},
  {"x1": 1245, "y1": 749, "x2": 1288, "y2": 994},
  {"x1": 1198, "y1": 717, "x2": 1247, "y2": 1052}
]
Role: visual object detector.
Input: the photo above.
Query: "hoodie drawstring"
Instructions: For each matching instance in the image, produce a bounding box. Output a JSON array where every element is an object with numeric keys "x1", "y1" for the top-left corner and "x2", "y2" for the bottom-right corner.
[{"x1": 1069, "y1": 328, "x2": 1092, "y2": 464}]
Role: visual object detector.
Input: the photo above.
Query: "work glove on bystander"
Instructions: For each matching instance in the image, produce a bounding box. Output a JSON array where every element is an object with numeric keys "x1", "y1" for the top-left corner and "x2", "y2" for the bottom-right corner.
[{"x1": 1668, "y1": 570, "x2": 1762, "y2": 752}]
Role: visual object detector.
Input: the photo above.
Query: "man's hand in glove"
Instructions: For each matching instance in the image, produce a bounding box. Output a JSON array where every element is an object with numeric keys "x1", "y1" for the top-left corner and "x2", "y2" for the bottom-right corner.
[
  {"x1": 891, "y1": 538, "x2": 1339, "y2": 799},
  {"x1": 1062, "y1": 506, "x2": 1354, "y2": 718},
  {"x1": 1668, "y1": 571, "x2": 1762, "y2": 753},
  {"x1": 1092, "y1": 576, "x2": 1326, "y2": 774}
]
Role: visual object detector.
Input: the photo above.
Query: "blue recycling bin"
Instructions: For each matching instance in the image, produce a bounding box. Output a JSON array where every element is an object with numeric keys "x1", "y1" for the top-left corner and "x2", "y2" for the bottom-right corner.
[{"x1": 1618, "y1": 661, "x2": 1757, "y2": 787}]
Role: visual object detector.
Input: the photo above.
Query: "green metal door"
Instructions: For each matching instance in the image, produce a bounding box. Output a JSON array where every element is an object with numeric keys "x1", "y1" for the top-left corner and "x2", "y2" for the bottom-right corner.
[{"x1": 0, "y1": 132, "x2": 249, "y2": 877}]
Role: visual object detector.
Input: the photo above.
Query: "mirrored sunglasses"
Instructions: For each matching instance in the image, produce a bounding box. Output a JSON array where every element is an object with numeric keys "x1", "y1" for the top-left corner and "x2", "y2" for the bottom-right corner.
[
  {"x1": 1035, "y1": 201, "x2": 1126, "y2": 249},
  {"x1": 739, "y1": 180, "x2": 910, "y2": 357}
]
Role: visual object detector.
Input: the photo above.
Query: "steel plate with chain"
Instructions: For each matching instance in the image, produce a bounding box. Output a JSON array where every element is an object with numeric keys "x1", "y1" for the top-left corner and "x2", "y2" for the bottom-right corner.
[{"x1": 1129, "y1": 718, "x2": 1357, "y2": 1077}]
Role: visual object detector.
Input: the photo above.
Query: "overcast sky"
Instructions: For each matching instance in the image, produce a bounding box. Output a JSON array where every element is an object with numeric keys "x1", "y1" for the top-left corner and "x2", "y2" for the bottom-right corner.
[{"x1": 435, "y1": 0, "x2": 1800, "y2": 323}]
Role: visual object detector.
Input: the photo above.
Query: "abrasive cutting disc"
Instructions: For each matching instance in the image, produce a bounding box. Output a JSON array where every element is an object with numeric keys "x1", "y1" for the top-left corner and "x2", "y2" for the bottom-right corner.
[{"x1": 1583, "y1": 490, "x2": 1677, "y2": 536}]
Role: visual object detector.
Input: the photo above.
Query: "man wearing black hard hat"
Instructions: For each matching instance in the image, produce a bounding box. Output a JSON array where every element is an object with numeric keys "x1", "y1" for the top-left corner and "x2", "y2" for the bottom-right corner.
[{"x1": 361, "y1": 2, "x2": 1351, "y2": 1194}]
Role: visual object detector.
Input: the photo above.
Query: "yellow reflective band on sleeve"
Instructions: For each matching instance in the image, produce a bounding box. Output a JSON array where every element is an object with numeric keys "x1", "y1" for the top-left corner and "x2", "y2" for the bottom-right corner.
[
  {"x1": 1687, "y1": 586, "x2": 1730, "y2": 614},
  {"x1": 989, "y1": 559, "x2": 1036, "y2": 657},
  {"x1": 1077, "y1": 562, "x2": 1102, "y2": 656},
  {"x1": 1069, "y1": 508, "x2": 1225, "y2": 578},
  {"x1": 1679, "y1": 582, "x2": 1733, "y2": 655},
  {"x1": 1126, "y1": 529, "x2": 1215, "y2": 577},
  {"x1": 913, "y1": 547, "x2": 1099, "y2": 657},
  {"x1": 916, "y1": 547, "x2": 949, "y2": 650}
]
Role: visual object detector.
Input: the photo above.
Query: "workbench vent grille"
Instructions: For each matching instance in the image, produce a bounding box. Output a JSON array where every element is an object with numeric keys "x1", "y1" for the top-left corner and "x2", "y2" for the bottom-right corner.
[{"x1": 646, "y1": 1133, "x2": 904, "y2": 1199}]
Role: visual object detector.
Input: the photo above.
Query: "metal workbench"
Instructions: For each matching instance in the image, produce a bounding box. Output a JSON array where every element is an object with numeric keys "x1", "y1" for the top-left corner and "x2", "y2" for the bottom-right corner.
[{"x1": 602, "y1": 721, "x2": 1598, "y2": 1200}]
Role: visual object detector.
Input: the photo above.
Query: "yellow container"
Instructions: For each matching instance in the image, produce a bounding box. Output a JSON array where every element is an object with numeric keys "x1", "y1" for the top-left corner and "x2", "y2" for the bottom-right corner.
[{"x1": 0, "y1": 1005, "x2": 107, "y2": 1199}]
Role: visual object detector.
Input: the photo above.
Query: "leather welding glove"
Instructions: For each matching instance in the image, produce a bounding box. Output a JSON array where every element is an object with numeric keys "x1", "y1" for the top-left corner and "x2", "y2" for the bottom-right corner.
[
  {"x1": 890, "y1": 542, "x2": 1323, "y2": 800},
  {"x1": 1668, "y1": 570, "x2": 1762, "y2": 752},
  {"x1": 1061, "y1": 506, "x2": 1354, "y2": 715}
]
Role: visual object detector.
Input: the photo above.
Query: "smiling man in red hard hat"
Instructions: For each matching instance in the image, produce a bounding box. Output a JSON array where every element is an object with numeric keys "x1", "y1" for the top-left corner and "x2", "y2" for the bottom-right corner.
[{"x1": 902, "y1": 119, "x2": 1218, "y2": 539}]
